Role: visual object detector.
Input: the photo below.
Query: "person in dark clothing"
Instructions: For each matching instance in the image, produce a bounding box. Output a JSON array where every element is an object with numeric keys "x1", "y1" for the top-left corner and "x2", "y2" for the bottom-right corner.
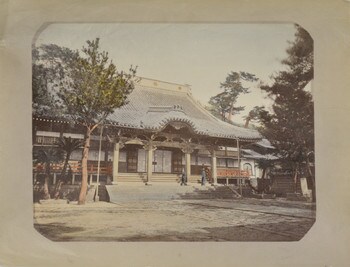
[
  {"x1": 201, "y1": 164, "x2": 206, "y2": 186},
  {"x1": 180, "y1": 168, "x2": 187, "y2": 186}
]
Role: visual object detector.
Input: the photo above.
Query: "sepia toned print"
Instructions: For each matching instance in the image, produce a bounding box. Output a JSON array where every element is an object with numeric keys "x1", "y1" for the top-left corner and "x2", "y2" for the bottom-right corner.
[{"x1": 32, "y1": 23, "x2": 315, "y2": 241}]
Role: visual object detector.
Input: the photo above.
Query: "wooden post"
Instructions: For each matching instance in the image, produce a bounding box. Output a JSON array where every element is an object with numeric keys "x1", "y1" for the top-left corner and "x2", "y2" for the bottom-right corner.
[
  {"x1": 211, "y1": 150, "x2": 217, "y2": 184},
  {"x1": 112, "y1": 142, "x2": 123, "y2": 184},
  {"x1": 144, "y1": 143, "x2": 156, "y2": 185},
  {"x1": 237, "y1": 139, "x2": 242, "y2": 196},
  {"x1": 53, "y1": 173, "x2": 57, "y2": 185},
  {"x1": 95, "y1": 125, "x2": 104, "y2": 202},
  {"x1": 147, "y1": 148, "x2": 153, "y2": 184},
  {"x1": 181, "y1": 146, "x2": 193, "y2": 184},
  {"x1": 185, "y1": 153, "x2": 191, "y2": 183}
]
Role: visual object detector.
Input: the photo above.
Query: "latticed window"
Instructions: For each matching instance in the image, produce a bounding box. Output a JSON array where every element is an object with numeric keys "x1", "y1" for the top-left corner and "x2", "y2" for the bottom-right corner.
[
  {"x1": 227, "y1": 159, "x2": 238, "y2": 168},
  {"x1": 217, "y1": 158, "x2": 227, "y2": 167}
]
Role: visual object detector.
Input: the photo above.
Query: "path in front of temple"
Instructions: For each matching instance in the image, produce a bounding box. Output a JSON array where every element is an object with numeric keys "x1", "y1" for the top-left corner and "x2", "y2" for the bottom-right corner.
[{"x1": 33, "y1": 196, "x2": 315, "y2": 241}]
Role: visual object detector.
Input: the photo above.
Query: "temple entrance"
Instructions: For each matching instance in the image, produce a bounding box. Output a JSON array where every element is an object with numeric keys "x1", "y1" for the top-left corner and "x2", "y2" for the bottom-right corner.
[
  {"x1": 120, "y1": 146, "x2": 184, "y2": 175},
  {"x1": 153, "y1": 149, "x2": 172, "y2": 173},
  {"x1": 126, "y1": 149, "x2": 138, "y2": 172},
  {"x1": 172, "y1": 150, "x2": 184, "y2": 174}
]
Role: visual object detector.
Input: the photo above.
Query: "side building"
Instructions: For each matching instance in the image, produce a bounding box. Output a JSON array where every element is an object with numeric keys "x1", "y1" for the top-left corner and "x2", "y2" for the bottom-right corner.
[{"x1": 33, "y1": 78, "x2": 262, "y2": 186}]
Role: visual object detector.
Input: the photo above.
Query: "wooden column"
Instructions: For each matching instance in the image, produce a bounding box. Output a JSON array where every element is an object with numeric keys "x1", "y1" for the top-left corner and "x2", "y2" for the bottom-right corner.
[
  {"x1": 185, "y1": 153, "x2": 191, "y2": 182},
  {"x1": 237, "y1": 139, "x2": 242, "y2": 194},
  {"x1": 144, "y1": 143, "x2": 156, "y2": 185},
  {"x1": 113, "y1": 142, "x2": 124, "y2": 184},
  {"x1": 53, "y1": 173, "x2": 57, "y2": 185},
  {"x1": 211, "y1": 150, "x2": 217, "y2": 184},
  {"x1": 181, "y1": 146, "x2": 194, "y2": 183},
  {"x1": 147, "y1": 148, "x2": 153, "y2": 184}
]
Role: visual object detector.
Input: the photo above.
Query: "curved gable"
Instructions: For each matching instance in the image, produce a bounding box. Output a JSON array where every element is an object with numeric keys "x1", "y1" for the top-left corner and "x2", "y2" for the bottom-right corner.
[{"x1": 107, "y1": 78, "x2": 261, "y2": 141}]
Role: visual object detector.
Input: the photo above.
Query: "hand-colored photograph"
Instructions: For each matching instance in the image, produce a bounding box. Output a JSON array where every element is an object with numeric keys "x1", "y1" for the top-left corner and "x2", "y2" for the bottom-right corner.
[{"x1": 32, "y1": 23, "x2": 315, "y2": 241}]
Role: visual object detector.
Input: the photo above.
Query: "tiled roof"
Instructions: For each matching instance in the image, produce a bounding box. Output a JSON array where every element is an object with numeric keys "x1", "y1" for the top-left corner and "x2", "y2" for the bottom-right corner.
[
  {"x1": 242, "y1": 149, "x2": 278, "y2": 160},
  {"x1": 255, "y1": 138, "x2": 275, "y2": 149},
  {"x1": 107, "y1": 78, "x2": 261, "y2": 141}
]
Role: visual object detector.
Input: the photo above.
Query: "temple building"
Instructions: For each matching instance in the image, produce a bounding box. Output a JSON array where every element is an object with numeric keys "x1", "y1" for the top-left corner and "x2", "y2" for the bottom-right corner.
[{"x1": 33, "y1": 78, "x2": 263, "y2": 186}]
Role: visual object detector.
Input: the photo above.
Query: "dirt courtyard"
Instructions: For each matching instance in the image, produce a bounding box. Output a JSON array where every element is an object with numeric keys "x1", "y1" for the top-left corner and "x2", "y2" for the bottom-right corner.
[{"x1": 33, "y1": 198, "x2": 315, "y2": 242}]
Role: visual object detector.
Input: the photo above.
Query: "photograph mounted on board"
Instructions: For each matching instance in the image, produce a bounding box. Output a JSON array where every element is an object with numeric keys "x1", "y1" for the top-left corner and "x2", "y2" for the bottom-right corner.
[{"x1": 32, "y1": 23, "x2": 315, "y2": 241}]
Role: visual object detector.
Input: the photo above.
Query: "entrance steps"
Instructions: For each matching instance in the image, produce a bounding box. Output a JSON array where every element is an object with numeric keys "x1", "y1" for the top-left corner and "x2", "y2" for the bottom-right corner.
[
  {"x1": 105, "y1": 183, "x2": 238, "y2": 203},
  {"x1": 115, "y1": 173, "x2": 198, "y2": 183},
  {"x1": 116, "y1": 173, "x2": 146, "y2": 183},
  {"x1": 151, "y1": 174, "x2": 179, "y2": 183}
]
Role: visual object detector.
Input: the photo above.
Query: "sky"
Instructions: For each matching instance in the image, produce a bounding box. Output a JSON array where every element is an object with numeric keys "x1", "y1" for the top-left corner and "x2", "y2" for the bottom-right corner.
[{"x1": 36, "y1": 23, "x2": 301, "y2": 125}]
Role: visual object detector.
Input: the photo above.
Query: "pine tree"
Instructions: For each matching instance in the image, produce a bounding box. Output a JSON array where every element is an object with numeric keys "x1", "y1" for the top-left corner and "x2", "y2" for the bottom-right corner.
[
  {"x1": 57, "y1": 38, "x2": 137, "y2": 204},
  {"x1": 258, "y1": 25, "x2": 315, "y2": 200},
  {"x1": 209, "y1": 71, "x2": 258, "y2": 122}
]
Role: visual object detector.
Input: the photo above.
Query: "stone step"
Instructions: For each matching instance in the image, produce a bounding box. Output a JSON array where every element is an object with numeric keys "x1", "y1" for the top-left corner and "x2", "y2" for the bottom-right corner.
[
  {"x1": 116, "y1": 174, "x2": 146, "y2": 183},
  {"x1": 105, "y1": 184, "x2": 236, "y2": 202},
  {"x1": 86, "y1": 186, "x2": 96, "y2": 203},
  {"x1": 151, "y1": 174, "x2": 179, "y2": 182}
]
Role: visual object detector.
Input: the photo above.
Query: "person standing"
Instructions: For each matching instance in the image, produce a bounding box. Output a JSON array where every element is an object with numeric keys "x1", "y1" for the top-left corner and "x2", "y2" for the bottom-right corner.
[
  {"x1": 201, "y1": 164, "x2": 206, "y2": 186},
  {"x1": 205, "y1": 167, "x2": 212, "y2": 184},
  {"x1": 181, "y1": 168, "x2": 187, "y2": 186}
]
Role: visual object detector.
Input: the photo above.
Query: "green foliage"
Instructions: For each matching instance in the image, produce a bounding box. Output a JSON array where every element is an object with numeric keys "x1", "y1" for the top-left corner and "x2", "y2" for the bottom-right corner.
[
  {"x1": 220, "y1": 71, "x2": 258, "y2": 93},
  {"x1": 258, "y1": 25, "x2": 314, "y2": 173},
  {"x1": 244, "y1": 106, "x2": 264, "y2": 128},
  {"x1": 32, "y1": 44, "x2": 78, "y2": 116},
  {"x1": 33, "y1": 148, "x2": 64, "y2": 167},
  {"x1": 32, "y1": 39, "x2": 137, "y2": 125},
  {"x1": 209, "y1": 71, "x2": 258, "y2": 122},
  {"x1": 57, "y1": 137, "x2": 83, "y2": 157},
  {"x1": 57, "y1": 136, "x2": 82, "y2": 179},
  {"x1": 32, "y1": 38, "x2": 137, "y2": 204},
  {"x1": 209, "y1": 91, "x2": 244, "y2": 121},
  {"x1": 57, "y1": 38, "x2": 137, "y2": 127},
  {"x1": 282, "y1": 25, "x2": 313, "y2": 87}
]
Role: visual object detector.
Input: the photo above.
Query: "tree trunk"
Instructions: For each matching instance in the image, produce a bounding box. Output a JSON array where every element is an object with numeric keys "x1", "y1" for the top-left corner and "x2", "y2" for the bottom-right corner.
[
  {"x1": 261, "y1": 168, "x2": 266, "y2": 180},
  {"x1": 261, "y1": 168, "x2": 266, "y2": 194},
  {"x1": 244, "y1": 117, "x2": 250, "y2": 128},
  {"x1": 228, "y1": 104, "x2": 234, "y2": 122},
  {"x1": 221, "y1": 111, "x2": 226, "y2": 121},
  {"x1": 293, "y1": 166, "x2": 298, "y2": 193},
  {"x1": 54, "y1": 154, "x2": 70, "y2": 199},
  {"x1": 78, "y1": 127, "x2": 91, "y2": 205},
  {"x1": 43, "y1": 162, "x2": 51, "y2": 199},
  {"x1": 54, "y1": 181, "x2": 63, "y2": 199},
  {"x1": 60, "y1": 155, "x2": 70, "y2": 181},
  {"x1": 306, "y1": 155, "x2": 316, "y2": 202}
]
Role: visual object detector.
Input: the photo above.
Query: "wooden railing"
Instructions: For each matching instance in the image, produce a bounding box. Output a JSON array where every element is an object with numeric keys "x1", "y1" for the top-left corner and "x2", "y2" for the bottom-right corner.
[
  {"x1": 34, "y1": 161, "x2": 113, "y2": 175},
  {"x1": 34, "y1": 164, "x2": 248, "y2": 178},
  {"x1": 34, "y1": 136, "x2": 59, "y2": 146},
  {"x1": 217, "y1": 168, "x2": 250, "y2": 178}
]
